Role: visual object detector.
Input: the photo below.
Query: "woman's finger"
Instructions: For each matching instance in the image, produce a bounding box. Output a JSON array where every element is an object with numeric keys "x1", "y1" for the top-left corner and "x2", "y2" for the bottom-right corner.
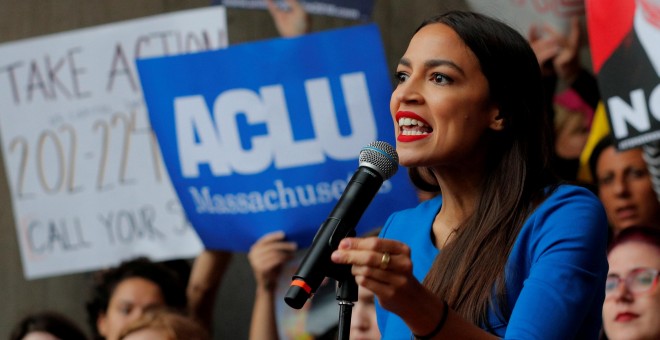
[{"x1": 337, "y1": 237, "x2": 411, "y2": 256}]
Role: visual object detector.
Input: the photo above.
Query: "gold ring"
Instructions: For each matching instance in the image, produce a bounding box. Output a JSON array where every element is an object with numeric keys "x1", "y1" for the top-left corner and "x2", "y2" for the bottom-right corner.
[{"x1": 380, "y1": 252, "x2": 391, "y2": 270}]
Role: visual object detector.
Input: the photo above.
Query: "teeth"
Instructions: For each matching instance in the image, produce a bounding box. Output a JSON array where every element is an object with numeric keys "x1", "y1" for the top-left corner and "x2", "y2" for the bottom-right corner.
[
  {"x1": 401, "y1": 130, "x2": 429, "y2": 136},
  {"x1": 398, "y1": 117, "x2": 425, "y2": 127},
  {"x1": 398, "y1": 116, "x2": 430, "y2": 137}
]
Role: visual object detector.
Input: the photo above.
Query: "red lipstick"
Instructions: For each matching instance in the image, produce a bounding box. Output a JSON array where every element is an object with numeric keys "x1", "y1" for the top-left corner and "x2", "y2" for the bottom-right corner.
[
  {"x1": 395, "y1": 111, "x2": 429, "y2": 124},
  {"x1": 395, "y1": 111, "x2": 431, "y2": 142},
  {"x1": 615, "y1": 312, "x2": 639, "y2": 322}
]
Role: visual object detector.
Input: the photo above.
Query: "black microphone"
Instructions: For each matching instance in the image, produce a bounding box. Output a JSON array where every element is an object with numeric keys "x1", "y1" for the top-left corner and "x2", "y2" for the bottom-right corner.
[{"x1": 284, "y1": 141, "x2": 399, "y2": 309}]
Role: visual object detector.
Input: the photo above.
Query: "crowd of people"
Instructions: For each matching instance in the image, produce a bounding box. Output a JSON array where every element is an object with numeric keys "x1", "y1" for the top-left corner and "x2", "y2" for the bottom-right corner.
[{"x1": 11, "y1": 0, "x2": 660, "y2": 339}]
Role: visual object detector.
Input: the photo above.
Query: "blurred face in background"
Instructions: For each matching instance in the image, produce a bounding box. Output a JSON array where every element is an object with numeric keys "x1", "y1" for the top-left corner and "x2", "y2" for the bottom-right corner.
[
  {"x1": 595, "y1": 146, "x2": 660, "y2": 233},
  {"x1": 603, "y1": 241, "x2": 660, "y2": 339},
  {"x1": 553, "y1": 105, "x2": 589, "y2": 160},
  {"x1": 97, "y1": 277, "x2": 165, "y2": 340},
  {"x1": 350, "y1": 286, "x2": 380, "y2": 340}
]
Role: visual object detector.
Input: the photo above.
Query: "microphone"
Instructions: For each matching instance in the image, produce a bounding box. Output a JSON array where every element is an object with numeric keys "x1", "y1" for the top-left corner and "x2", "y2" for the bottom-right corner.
[{"x1": 284, "y1": 141, "x2": 399, "y2": 309}]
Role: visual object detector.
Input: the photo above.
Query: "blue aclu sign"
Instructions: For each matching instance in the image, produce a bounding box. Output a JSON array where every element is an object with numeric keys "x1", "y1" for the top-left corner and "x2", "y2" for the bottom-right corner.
[{"x1": 137, "y1": 24, "x2": 419, "y2": 251}]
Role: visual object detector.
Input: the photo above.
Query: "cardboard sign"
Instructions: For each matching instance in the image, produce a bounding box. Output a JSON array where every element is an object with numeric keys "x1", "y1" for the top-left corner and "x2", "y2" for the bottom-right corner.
[
  {"x1": 467, "y1": 0, "x2": 585, "y2": 36},
  {"x1": 0, "y1": 7, "x2": 228, "y2": 279}
]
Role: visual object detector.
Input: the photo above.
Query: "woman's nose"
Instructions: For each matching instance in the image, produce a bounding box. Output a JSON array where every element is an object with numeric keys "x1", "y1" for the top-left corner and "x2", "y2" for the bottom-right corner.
[
  {"x1": 393, "y1": 79, "x2": 424, "y2": 105},
  {"x1": 613, "y1": 281, "x2": 634, "y2": 302}
]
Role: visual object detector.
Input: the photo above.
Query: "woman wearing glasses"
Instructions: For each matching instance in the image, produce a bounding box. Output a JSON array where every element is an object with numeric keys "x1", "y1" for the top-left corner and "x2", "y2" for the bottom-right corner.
[{"x1": 603, "y1": 226, "x2": 660, "y2": 339}]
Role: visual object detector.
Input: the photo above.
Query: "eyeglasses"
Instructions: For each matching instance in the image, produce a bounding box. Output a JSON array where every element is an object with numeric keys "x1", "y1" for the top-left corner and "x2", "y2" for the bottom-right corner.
[{"x1": 605, "y1": 268, "x2": 660, "y2": 295}]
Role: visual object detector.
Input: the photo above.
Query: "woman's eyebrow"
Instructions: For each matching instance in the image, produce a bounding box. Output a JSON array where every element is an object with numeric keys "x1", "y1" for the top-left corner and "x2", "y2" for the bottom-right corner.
[
  {"x1": 425, "y1": 59, "x2": 465, "y2": 76},
  {"x1": 397, "y1": 57, "x2": 465, "y2": 76}
]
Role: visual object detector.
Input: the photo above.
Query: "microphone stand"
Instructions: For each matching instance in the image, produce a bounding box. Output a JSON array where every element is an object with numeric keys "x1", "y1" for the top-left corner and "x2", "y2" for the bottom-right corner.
[
  {"x1": 334, "y1": 265, "x2": 358, "y2": 340},
  {"x1": 321, "y1": 229, "x2": 358, "y2": 340}
]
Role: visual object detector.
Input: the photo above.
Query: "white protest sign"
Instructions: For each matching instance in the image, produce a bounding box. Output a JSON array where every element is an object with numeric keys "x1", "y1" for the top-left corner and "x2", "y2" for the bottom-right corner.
[
  {"x1": 467, "y1": 0, "x2": 584, "y2": 35},
  {"x1": 0, "y1": 6, "x2": 228, "y2": 279}
]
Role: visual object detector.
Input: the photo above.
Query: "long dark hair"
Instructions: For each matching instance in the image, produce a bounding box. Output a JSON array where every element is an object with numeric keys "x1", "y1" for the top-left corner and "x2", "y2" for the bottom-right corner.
[
  {"x1": 10, "y1": 311, "x2": 88, "y2": 340},
  {"x1": 410, "y1": 11, "x2": 556, "y2": 330}
]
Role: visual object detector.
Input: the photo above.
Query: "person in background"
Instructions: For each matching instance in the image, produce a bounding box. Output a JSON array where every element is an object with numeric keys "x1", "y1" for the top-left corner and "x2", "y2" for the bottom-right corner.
[
  {"x1": 10, "y1": 311, "x2": 88, "y2": 340},
  {"x1": 85, "y1": 257, "x2": 187, "y2": 340},
  {"x1": 528, "y1": 15, "x2": 600, "y2": 181},
  {"x1": 602, "y1": 226, "x2": 660, "y2": 340},
  {"x1": 553, "y1": 93, "x2": 591, "y2": 167},
  {"x1": 589, "y1": 135, "x2": 660, "y2": 235},
  {"x1": 330, "y1": 10, "x2": 608, "y2": 339},
  {"x1": 118, "y1": 307, "x2": 209, "y2": 340}
]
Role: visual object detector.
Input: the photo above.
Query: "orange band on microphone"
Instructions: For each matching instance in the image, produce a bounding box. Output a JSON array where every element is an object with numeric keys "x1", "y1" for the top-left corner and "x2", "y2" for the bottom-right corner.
[{"x1": 291, "y1": 279, "x2": 312, "y2": 294}]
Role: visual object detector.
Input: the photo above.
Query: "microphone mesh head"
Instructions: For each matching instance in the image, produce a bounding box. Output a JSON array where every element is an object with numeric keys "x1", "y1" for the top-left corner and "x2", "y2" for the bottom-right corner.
[{"x1": 359, "y1": 141, "x2": 399, "y2": 180}]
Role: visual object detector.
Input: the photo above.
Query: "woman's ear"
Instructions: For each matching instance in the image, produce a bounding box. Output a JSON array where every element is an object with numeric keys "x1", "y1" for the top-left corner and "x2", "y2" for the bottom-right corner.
[
  {"x1": 97, "y1": 312, "x2": 108, "y2": 336},
  {"x1": 489, "y1": 107, "x2": 504, "y2": 131}
]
